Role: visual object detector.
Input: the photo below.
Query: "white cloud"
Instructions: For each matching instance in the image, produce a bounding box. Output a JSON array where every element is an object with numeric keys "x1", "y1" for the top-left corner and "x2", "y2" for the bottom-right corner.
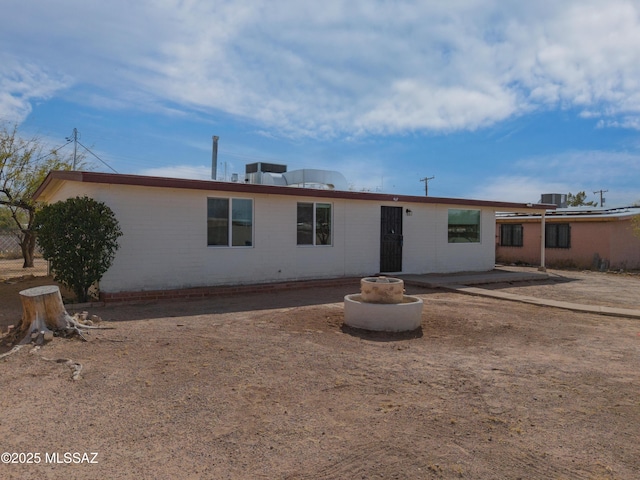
[
  {"x1": 597, "y1": 117, "x2": 640, "y2": 131},
  {"x1": 3, "y1": 0, "x2": 640, "y2": 136},
  {"x1": 514, "y1": 150, "x2": 640, "y2": 184},
  {"x1": 471, "y1": 175, "x2": 568, "y2": 204},
  {"x1": 518, "y1": 1, "x2": 640, "y2": 114},
  {"x1": 473, "y1": 150, "x2": 640, "y2": 206},
  {"x1": 356, "y1": 80, "x2": 518, "y2": 133},
  {"x1": 0, "y1": 56, "x2": 71, "y2": 123}
]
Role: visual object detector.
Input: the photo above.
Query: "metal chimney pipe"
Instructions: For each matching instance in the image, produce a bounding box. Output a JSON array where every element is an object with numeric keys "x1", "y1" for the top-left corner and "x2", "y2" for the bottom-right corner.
[{"x1": 211, "y1": 136, "x2": 219, "y2": 180}]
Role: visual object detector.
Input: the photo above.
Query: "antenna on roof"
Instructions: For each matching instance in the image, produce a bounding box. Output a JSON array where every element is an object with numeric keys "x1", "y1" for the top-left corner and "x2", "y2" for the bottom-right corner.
[{"x1": 420, "y1": 176, "x2": 435, "y2": 196}]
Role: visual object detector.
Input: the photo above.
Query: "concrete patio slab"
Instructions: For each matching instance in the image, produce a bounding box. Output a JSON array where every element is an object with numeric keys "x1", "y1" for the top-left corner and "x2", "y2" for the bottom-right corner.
[
  {"x1": 400, "y1": 268, "x2": 549, "y2": 288},
  {"x1": 400, "y1": 268, "x2": 640, "y2": 319}
]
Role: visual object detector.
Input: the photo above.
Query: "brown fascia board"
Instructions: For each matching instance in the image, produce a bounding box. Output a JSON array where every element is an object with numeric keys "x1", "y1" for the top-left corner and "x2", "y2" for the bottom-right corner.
[
  {"x1": 33, "y1": 170, "x2": 556, "y2": 213},
  {"x1": 32, "y1": 170, "x2": 83, "y2": 201}
]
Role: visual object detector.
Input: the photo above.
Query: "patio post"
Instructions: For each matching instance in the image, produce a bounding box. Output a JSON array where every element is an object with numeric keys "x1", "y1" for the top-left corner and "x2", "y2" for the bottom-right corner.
[{"x1": 539, "y1": 212, "x2": 546, "y2": 271}]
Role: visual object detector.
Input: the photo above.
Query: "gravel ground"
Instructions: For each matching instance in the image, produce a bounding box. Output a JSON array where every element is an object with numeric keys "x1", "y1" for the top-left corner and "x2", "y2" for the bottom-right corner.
[{"x1": 1, "y1": 266, "x2": 639, "y2": 479}]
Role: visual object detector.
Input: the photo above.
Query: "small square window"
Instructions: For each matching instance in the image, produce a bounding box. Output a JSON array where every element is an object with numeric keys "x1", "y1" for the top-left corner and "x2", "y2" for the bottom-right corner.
[
  {"x1": 500, "y1": 224, "x2": 523, "y2": 247},
  {"x1": 448, "y1": 209, "x2": 480, "y2": 243}
]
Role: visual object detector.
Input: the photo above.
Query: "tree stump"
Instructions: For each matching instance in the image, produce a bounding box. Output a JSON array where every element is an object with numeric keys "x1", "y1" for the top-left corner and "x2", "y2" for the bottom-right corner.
[{"x1": 16, "y1": 286, "x2": 75, "y2": 345}]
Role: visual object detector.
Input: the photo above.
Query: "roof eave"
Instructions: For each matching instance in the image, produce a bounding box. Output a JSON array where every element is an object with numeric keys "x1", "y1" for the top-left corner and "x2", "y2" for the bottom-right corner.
[{"x1": 33, "y1": 170, "x2": 556, "y2": 213}]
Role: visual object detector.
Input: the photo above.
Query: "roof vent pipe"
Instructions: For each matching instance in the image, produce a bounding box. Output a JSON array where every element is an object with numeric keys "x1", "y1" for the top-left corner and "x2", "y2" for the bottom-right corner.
[{"x1": 211, "y1": 136, "x2": 219, "y2": 180}]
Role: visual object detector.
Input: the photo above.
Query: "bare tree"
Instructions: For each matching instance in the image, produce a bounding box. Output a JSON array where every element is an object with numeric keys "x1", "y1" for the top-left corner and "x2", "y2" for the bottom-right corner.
[{"x1": 0, "y1": 124, "x2": 81, "y2": 267}]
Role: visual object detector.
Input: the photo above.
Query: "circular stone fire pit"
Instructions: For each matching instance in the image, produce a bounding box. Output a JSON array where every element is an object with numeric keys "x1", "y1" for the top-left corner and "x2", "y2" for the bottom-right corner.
[
  {"x1": 360, "y1": 276, "x2": 404, "y2": 303},
  {"x1": 344, "y1": 276, "x2": 423, "y2": 332}
]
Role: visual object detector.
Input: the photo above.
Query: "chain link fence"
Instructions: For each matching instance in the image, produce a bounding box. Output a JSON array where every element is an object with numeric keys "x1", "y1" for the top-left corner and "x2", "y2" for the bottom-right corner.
[
  {"x1": 0, "y1": 228, "x2": 22, "y2": 259},
  {"x1": 0, "y1": 228, "x2": 48, "y2": 279}
]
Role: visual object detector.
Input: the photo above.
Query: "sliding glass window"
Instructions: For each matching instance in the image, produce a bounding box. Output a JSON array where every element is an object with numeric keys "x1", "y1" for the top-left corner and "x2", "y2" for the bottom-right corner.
[
  {"x1": 207, "y1": 198, "x2": 253, "y2": 247},
  {"x1": 297, "y1": 202, "x2": 332, "y2": 246}
]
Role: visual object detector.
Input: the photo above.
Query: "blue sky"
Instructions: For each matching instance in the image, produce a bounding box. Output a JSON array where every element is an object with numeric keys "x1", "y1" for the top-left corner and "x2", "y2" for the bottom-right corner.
[{"x1": 2, "y1": 0, "x2": 640, "y2": 206}]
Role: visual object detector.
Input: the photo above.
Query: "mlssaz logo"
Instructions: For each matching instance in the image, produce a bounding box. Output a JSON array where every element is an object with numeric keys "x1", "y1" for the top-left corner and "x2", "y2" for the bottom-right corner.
[{"x1": 45, "y1": 452, "x2": 99, "y2": 464}]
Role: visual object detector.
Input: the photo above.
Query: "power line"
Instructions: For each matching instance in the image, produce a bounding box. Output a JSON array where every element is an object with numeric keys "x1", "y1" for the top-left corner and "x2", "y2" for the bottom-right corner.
[
  {"x1": 76, "y1": 139, "x2": 118, "y2": 173},
  {"x1": 65, "y1": 128, "x2": 118, "y2": 173},
  {"x1": 30, "y1": 140, "x2": 73, "y2": 163}
]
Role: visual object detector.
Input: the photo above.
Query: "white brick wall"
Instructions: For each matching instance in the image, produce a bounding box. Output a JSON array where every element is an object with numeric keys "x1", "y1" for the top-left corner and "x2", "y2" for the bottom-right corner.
[{"x1": 46, "y1": 182, "x2": 497, "y2": 293}]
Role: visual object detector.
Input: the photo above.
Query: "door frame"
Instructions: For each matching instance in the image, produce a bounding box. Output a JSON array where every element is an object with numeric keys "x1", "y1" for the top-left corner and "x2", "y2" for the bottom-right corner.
[{"x1": 379, "y1": 206, "x2": 403, "y2": 272}]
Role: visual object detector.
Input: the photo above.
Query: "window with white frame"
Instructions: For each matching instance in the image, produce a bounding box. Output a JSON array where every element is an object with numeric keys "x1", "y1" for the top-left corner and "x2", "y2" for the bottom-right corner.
[
  {"x1": 448, "y1": 209, "x2": 481, "y2": 243},
  {"x1": 207, "y1": 198, "x2": 253, "y2": 247},
  {"x1": 297, "y1": 202, "x2": 332, "y2": 246}
]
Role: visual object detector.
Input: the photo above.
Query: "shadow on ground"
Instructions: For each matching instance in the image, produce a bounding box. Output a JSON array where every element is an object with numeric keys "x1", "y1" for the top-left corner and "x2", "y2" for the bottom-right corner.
[
  {"x1": 87, "y1": 284, "x2": 442, "y2": 323},
  {"x1": 340, "y1": 324, "x2": 424, "y2": 342}
]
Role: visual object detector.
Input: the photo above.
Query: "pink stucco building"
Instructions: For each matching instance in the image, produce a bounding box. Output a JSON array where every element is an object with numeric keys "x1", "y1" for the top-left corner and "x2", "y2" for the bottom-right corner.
[{"x1": 496, "y1": 207, "x2": 640, "y2": 270}]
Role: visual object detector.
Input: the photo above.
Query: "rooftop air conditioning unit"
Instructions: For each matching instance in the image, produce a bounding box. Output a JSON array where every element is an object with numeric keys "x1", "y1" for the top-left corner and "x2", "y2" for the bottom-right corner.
[
  {"x1": 540, "y1": 193, "x2": 567, "y2": 208},
  {"x1": 245, "y1": 162, "x2": 287, "y2": 185}
]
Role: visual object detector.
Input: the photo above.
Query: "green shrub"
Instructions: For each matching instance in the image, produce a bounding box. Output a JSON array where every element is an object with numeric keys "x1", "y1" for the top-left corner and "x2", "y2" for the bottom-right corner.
[{"x1": 34, "y1": 196, "x2": 122, "y2": 302}]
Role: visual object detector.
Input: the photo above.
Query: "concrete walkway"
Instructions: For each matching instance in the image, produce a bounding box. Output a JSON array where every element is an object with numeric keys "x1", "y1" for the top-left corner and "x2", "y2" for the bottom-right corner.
[
  {"x1": 400, "y1": 269, "x2": 640, "y2": 319},
  {"x1": 400, "y1": 268, "x2": 550, "y2": 288}
]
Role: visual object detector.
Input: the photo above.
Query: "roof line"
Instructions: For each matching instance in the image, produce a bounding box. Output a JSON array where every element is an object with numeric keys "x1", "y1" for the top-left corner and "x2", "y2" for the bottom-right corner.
[{"x1": 33, "y1": 170, "x2": 556, "y2": 211}]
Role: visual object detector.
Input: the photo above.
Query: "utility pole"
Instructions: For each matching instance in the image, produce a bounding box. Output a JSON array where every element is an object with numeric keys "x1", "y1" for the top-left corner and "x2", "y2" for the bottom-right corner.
[
  {"x1": 420, "y1": 176, "x2": 435, "y2": 196},
  {"x1": 593, "y1": 189, "x2": 608, "y2": 207},
  {"x1": 68, "y1": 128, "x2": 78, "y2": 170}
]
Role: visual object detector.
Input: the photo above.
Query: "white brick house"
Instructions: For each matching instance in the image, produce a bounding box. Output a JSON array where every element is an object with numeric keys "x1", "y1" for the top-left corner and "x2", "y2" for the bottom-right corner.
[{"x1": 34, "y1": 171, "x2": 551, "y2": 300}]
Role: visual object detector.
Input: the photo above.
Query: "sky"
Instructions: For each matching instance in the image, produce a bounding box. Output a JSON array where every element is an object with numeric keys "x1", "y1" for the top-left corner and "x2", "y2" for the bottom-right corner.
[{"x1": 2, "y1": 0, "x2": 640, "y2": 207}]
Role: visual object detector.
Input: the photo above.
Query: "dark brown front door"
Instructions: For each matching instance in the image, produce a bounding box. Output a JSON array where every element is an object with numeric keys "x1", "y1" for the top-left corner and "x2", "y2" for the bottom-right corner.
[{"x1": 380, "y1": 206, "x2": 403, "y2": 272}]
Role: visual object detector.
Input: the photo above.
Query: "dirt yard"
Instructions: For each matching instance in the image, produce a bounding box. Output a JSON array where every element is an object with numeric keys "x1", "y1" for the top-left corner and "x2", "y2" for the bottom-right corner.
[{"x1": 1, "y1": 266, "x2": 639, "y2": 479}]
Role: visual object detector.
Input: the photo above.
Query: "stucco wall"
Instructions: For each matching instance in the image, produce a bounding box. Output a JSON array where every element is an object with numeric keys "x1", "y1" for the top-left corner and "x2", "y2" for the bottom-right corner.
[
  {"x1": 45, "y1": 181, "x2": 498, "y2": 293},
  {"x1": 547, "y1": 222, "x2": 611, "y2": 269},
  {"x1": 610, "y1": 220, "x2": 640, "y2": 270},
  {"x1": 496, "y1": 217, "x2": 640, "y2": 270}
]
